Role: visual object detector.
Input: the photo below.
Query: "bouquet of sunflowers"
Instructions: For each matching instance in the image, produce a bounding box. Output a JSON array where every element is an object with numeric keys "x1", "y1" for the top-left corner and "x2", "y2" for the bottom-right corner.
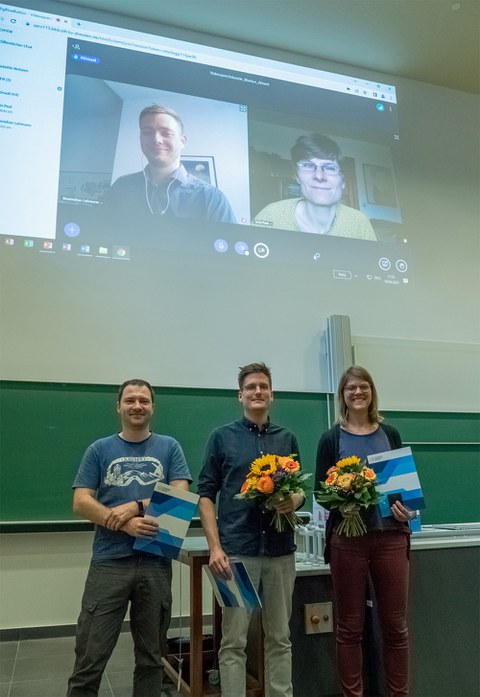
[
  {"x1": 315, "y1": 456, "x2": 381, "y2": 537},
  {"x1": 235, "y1": 454, "x2": 311, "y2": 532}
]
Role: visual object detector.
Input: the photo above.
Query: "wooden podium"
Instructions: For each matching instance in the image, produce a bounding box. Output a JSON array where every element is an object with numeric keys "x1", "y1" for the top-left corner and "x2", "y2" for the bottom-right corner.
[{"x1": 163, "y1": 537, "x2": 263, "y2": 696}]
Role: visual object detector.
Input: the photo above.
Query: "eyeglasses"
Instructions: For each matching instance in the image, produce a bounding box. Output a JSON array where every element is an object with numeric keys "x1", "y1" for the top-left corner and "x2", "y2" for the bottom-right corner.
[
  {"x1": 242, "y1": 382, "x2": 271, "y2": 393},
  {"x1": 297, "y1": 160, "x2": 341, "y2": 176},
  {"x1": 344, "y1": 383, "x2": 371, "y2": 394}
]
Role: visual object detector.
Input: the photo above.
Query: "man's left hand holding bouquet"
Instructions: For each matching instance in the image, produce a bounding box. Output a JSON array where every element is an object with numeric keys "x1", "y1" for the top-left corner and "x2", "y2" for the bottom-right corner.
[{"x1": 273, "y1": 492, "x2": 305, "y2": 515}]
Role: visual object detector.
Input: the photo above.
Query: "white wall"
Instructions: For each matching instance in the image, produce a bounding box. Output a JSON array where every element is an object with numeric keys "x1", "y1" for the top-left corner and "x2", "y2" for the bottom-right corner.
[
  {"x1": 0, "y1": 532, "x2": 212, "y2": 631},
  {"x1": 352, "y1": 337, "x2": 480, "y2": 412},
  {"x1": 1, "y1": 4, "x2": 479, "y2": 393}
]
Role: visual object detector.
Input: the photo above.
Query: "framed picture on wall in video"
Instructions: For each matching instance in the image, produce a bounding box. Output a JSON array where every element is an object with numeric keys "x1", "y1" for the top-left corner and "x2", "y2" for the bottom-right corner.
[
  {"x1": 181, "y1": 155, "x2": 217, "y2": 186},
  {"x1": 364, "y1": 164, "x2": 399, "y2": 207}
]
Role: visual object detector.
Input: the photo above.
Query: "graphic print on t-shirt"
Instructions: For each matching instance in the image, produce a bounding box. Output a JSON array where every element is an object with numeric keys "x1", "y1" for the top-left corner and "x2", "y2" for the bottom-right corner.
[{"x1": 104, "y1": 456, "x2": 164, "y2": 487}]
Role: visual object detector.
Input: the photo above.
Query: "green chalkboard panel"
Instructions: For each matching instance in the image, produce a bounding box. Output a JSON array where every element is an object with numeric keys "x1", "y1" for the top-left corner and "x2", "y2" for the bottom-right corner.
[
  {"x1": 384, "y1": 410, "x2": 480, "y2": 444},
  {"x1": 385, "y1": 411, "x2": 480, "y2": 524},
  {"x1": 0, "y1": 381, "x2": 329, "y2": 524},
  {"x1": 405, "y1": 444, "x2": 480, "y2": 524},
  {"x1": 0, "y1": 382, "x2": 478, "y2": 526}
]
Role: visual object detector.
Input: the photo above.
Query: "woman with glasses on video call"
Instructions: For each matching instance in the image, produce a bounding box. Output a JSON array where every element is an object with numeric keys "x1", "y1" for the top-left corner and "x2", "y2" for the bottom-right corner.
[
  {"x1": 316, "y1": 366, "x2": 416, "y2": 697},
  {"x1": 253, "y1": 133, "x2": 377, "y2": 240}
]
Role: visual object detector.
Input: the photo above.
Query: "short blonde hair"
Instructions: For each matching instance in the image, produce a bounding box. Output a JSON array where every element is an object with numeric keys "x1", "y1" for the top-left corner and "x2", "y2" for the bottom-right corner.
[{"x1": 139, "y1": 104, "x2": 184, "y2": 133}]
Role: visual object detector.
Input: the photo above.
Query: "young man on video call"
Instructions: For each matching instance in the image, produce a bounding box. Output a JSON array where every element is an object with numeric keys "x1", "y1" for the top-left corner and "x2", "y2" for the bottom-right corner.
[{"x1": 104, "y1": 104, "x2": 236, "y2": 225}]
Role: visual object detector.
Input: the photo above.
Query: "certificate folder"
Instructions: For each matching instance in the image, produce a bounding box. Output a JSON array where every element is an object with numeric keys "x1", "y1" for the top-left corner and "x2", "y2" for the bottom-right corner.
[
  {"x1": 367, "y1": 446, "x2": 425, "y2": 517},
  {"x1": 204, "y1": 560, "x2": 262, "y2": 609},
  {"x1": 133, "y1": 482, "x2": 199, "y2": 559}
]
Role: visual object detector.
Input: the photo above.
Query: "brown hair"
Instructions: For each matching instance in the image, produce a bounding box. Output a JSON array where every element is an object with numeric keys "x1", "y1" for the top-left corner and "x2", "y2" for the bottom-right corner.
[
  {"x1": 238, "y1": 362, "x2": 272, "y2": 390},
  {"x1": 291, "y1": 133, "x2": 343, "y2": 168},
  {"x1": 117, "y1": 379, "x2": 155, "y2": 404},
  {"x1": 335, "y1": 365, "x2": 383, "y2": 426}
]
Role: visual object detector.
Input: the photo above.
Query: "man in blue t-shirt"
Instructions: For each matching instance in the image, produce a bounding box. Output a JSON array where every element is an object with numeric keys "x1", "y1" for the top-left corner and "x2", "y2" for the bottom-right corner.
[{"x1": 66, "y1": 379, "x2": 192, "y2": 697}]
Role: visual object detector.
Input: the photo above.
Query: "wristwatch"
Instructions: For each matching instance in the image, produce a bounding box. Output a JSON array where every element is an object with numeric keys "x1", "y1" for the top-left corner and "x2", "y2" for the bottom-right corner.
[{"x1": 136, "y1": 500, "x2": 145, "y2": 517}]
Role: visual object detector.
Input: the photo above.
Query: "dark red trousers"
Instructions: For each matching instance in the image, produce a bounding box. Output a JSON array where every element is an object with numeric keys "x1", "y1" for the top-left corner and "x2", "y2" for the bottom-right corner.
[{"x1": 330, "y1": 531, "x2": 410, "y2": 697}]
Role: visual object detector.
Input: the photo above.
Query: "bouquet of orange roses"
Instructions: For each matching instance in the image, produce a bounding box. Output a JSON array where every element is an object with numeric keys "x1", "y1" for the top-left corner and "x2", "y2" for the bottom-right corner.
[
  {"x1": 235, "y1": 454, "x2": 311, "y2": 532},
  {"x1": 315, "y1": 456, "x2": 381, "y2": 537}
]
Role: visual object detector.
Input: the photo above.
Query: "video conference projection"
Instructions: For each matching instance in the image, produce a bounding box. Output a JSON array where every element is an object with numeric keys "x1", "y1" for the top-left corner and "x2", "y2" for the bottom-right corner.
[{"x1": 1, "y1": 1, "x2": 478, "y2": 390}]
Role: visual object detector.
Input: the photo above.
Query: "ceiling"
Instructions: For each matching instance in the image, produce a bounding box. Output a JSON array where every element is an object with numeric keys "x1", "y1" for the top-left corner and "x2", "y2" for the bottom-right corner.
[{"x1": 53, "y1": 0, "x2": 479, "y2": 94}]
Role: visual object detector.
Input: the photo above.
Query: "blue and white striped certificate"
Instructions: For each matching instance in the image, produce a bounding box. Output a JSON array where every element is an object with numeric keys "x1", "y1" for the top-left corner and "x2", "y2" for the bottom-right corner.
[
  {"x1": 368, "y1": 446, "x2": 425, "y2": 517},
  {"x1": 133, "y1": 482, "x2": 199, "y2": 559},
  {"x1": 204, "y1": 560, "x2": 262, "y2": 609}
]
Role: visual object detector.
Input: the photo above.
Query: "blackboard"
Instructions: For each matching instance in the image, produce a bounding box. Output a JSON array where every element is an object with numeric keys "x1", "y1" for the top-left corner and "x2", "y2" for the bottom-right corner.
[
  {"x1": 0, "y1": 381, "x2": 328, "y2": 525},
  {"x1": 386, "y1": 410, "x2": 480, "y2": 524},
  {"x1": 0, "y1": 382, "x2": 478, "y2": 526}
]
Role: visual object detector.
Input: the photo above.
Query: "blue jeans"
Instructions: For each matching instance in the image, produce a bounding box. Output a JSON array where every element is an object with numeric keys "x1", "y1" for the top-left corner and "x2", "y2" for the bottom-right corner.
[
  {"x1": 66, "y1": 555, "x2": 172, "y2": 697},
  {"x1": 219, "y1": 554, "x2": 296, "y2": 697}
]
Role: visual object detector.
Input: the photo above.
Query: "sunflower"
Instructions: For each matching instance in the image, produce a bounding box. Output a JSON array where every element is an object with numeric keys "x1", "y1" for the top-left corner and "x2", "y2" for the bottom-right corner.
[
  {"x1": 337, "y1": 456, "x2": 362, "y2": 469},
  {"x1": 250, "y1": 454, "x2": 278, "y2": 476}
]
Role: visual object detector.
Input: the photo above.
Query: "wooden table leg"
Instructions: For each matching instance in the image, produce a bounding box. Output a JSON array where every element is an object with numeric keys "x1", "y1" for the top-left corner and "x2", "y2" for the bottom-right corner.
[{"x1": 189, "y1": 556, "x2": 204, "y2": 697}]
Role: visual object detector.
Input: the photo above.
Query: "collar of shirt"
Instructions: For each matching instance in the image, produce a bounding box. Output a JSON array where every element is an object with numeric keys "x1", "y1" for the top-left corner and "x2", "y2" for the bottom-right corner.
[
  {"x1": 144, "y1": 164, "x2": 188, "y2": 187},
  {"x1": 241, "y1": 415, "x2": 270, "y2": 433}
]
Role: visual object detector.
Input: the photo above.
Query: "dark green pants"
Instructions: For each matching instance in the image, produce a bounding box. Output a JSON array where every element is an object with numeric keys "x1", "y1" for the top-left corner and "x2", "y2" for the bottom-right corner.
[{"x1": 67, "y1": 555, "x2": 172, "y2": 697}]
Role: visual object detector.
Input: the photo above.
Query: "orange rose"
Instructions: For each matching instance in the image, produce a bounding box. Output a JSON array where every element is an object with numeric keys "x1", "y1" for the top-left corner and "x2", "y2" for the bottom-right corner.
[
  {"x1": 362, "y1": 467, "x2": 376, "y2": 481},
  {"x1": 256, "y1": 475, "x2": 275, "y2": 494},
  {"x1": 326, "y1": 471, "x2": 338, "y2": 485},
  {"x1": 337, "y1": 472, "x2": 355, "y2": 490}
]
